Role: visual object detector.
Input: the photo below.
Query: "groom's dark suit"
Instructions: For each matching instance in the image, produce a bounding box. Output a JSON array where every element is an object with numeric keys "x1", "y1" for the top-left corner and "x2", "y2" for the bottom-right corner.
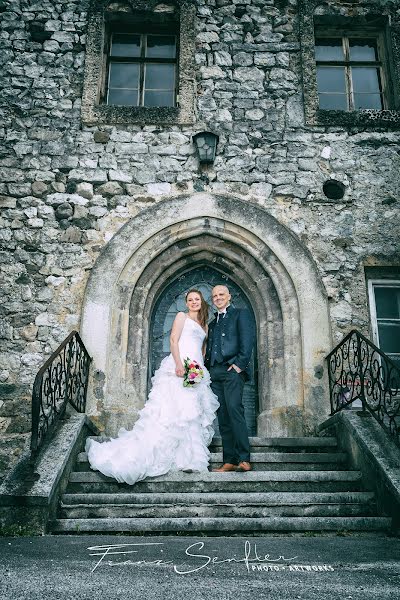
[{"x1": 205, "y1": 305, "x2": 255, "y2": 465}]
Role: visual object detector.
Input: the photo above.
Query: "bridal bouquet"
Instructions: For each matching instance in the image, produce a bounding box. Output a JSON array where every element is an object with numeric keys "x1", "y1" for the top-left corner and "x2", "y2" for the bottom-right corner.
[{"x1": 183, "y1": 358, "x2": 204, "y2": 388}]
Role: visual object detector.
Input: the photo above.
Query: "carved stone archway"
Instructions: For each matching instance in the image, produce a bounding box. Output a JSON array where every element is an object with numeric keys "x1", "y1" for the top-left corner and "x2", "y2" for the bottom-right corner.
[{"x1": 81, "y1": 193, "x2": 332, "y2": 437}]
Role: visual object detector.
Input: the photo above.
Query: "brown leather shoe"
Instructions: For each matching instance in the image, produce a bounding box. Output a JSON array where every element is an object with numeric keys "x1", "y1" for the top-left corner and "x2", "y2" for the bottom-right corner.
[
  {"x1": 212, "y1": 463, "x2": 238, "y2": 472},
  {"x1": 236, "y1": 461, "x2": 252, "y2": 472}
]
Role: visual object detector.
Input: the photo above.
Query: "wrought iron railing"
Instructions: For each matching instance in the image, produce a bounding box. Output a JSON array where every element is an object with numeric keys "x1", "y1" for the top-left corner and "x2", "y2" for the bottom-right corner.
[
  {"x1": 326, "y1": 329, "x2": 400, "y2": 448},
  {"x1": 31, "y1": 331, "x2": 92, "y2": 457}
]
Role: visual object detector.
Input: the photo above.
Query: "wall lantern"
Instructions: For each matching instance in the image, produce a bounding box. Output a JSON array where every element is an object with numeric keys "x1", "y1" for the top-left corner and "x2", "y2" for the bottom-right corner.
[{"x1": 192, "y1": 131, "x2": 219, "y2": 164}]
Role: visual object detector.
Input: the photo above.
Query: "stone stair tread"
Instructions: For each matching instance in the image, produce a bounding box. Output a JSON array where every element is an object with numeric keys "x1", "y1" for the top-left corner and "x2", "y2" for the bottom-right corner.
[
  {"x1": 77, "y1": 451, "x2": 347, "y2": 464},
  {"x1": 69, "y1": 470, "x2": 362, "y2": 483},
  {"x1": 59, "y1": 505, "x2": 377, "y2": 519},
  {"x1": 211, "y1": 437, "x2": 338, "y2": 447},
  {"x1": 61, "y1": 491, "x2": 375, "y2": 506},
  {"x1": 51, "y1": 516, "x2": 392, "y2": 533},
  {"x1": 85, "y1": 436, "x2": 338, "y2": 447},
  {"x1": 54, "y1": 432, "x2": 390, "y2": 533}
]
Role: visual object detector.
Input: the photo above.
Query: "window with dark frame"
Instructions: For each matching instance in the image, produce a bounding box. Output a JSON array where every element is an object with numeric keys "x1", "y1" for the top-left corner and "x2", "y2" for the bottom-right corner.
[
  {"x1": 315, "y1": 32, "x2": 389, "y2": 111},
  {"x1": 107, "y1": 30, "x2": 177, "y2": 107}
]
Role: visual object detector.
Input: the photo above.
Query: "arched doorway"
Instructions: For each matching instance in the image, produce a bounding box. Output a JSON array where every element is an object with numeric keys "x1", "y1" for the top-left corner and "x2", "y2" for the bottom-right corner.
[
  {"x1": 149, "y1": 265, "x2": 258, "y2": 435},
  {"x1": 81, "y1": 192, "x2": 332, "y2": 438}
]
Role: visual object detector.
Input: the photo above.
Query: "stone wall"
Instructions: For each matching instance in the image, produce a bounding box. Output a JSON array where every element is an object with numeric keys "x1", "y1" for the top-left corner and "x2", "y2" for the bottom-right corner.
[{"x1": 1, "y1": 0, "x2": 400, "y2": 477}]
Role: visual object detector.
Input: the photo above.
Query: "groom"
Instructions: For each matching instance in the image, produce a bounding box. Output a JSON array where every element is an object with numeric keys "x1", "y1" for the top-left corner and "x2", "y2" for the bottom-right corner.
[{"x1": 205, "y1": 285, "x2": 256, "y2": 472}]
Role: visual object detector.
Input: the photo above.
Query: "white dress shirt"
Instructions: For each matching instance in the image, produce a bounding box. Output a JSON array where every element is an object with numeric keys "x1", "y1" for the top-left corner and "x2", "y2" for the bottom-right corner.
[{"x1": 216, "y1": 304, "x2": 230, "y2": 323}]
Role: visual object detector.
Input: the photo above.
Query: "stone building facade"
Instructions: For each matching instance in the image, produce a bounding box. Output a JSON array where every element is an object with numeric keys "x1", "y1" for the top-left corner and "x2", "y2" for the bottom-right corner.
[{"x1": 1, "y1": 0, "x2": 400, "y2": 479}]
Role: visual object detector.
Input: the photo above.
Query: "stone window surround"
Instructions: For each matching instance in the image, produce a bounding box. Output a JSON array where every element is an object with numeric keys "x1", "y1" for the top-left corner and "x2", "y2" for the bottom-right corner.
[
  {"x1": 81, "y1": 0, "x2": 196, "y2": 125},
  {"x1": 299, "y1": 0, "x2": 400, "y2": 129}
]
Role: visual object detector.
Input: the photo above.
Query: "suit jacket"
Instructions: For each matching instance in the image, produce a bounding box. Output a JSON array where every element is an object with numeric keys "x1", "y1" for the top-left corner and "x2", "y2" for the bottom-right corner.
[{"x1": 205, "y1": 305, "x2": 255, "y2": 381}]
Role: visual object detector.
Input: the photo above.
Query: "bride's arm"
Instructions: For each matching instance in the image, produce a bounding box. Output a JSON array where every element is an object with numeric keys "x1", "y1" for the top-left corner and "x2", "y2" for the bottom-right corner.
[
  {"x1": 202, "y1": 324, "x2": 208, "y2": 358},
  {"x1": 170, "y1": 312, "x2": 186, "y2": 377}
]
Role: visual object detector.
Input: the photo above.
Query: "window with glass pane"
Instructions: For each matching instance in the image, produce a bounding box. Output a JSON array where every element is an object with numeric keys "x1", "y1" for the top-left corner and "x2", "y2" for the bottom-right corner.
[
  {"x1": 373, "y1": 285, "x2": 400, "y2": 369},
  {"x1": 315, "y1": 34, "x2": 386, "y2": 111},
  {"x1": 107, "y1": 32, "x2": 177, "y2": 107}
]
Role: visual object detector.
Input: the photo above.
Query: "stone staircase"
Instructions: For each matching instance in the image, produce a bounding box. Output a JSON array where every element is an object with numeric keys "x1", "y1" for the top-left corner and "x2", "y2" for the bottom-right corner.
[{"x1": 50, "y1": 435, "x2": 392, "y2": 534}]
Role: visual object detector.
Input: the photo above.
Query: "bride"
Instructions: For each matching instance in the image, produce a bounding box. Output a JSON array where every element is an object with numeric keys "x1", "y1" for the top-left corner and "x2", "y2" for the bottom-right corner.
[{"x1": 85, "y1": 289, "x2": 220, "y2": 484}]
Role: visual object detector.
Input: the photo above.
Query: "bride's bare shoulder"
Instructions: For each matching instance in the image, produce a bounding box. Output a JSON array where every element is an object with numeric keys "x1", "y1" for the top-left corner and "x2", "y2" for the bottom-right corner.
[{"x1": 173, "y1": 312, "x2": 187, "y2": 323}]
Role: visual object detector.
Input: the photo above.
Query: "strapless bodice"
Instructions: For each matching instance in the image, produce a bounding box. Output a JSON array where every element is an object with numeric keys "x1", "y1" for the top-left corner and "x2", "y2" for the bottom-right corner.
[{"x1": 178, "y1": 317, "x2": 206, "y2": 366}]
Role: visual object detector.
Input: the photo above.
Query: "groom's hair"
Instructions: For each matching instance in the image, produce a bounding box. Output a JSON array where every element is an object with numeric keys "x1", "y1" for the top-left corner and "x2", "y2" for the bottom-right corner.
[{"x1": 212, "y1": 284, "x2": 230, "y2": 294}]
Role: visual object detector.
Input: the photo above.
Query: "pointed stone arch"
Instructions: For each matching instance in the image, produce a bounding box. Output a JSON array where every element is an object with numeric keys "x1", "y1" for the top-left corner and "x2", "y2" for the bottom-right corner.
[{"x1": 81, "y1": 193, "x2": 332, "y2": 437}]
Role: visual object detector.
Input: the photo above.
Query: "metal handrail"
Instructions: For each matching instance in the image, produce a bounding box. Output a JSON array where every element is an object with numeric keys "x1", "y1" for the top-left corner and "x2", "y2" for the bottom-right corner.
[
  {"x1": 30, "y1": 330, "x2": 92, "y2": 458},
  {"x1": 326, "y1": 329, "x2": 400, "y2": 447}
]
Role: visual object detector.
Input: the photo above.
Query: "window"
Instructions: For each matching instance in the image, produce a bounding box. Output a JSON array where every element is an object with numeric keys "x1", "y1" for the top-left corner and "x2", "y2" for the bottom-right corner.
[
  {"x1": 107, "y1": 31, "x2": 177, "y2": 107},
  {"x1": 369, "y1": 281, "x2": 400, "y2": 369},
  {"x1": 81, "y1": 1, "x2": 195, "y2": 125},
  {"x1": 315, "y1": 34, "x2": 388, "y2": 111},
  {"x1": 298, "y1": 2, "x2": 400, "y2": 128}
]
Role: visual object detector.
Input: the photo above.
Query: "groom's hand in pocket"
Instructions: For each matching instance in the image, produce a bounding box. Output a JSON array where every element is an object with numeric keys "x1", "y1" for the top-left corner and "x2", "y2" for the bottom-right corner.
[{"x1": 228, "y1": 364, "x2": 242, "y2": 373}]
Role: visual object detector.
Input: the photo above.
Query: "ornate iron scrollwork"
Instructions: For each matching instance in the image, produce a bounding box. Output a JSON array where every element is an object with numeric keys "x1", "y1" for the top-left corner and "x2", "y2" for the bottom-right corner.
[
  {"x1": 326, "y1": 330, "x2": 400, "y2": 447},
  {"x1": 30, "y1": 331, "x2": 92, "y2": 456}
]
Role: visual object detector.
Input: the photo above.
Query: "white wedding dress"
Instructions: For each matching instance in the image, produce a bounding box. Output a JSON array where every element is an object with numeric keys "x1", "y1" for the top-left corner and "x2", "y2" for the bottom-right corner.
[{"x1": 85, "y1": 317, "x2": 220, "y2": 484}]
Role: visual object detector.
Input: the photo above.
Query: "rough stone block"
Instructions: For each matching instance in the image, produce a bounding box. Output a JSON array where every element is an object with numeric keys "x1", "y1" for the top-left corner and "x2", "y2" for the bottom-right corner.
[
  {"x1": 93, "y1": 131, "x2": 111, "y2": 144},
  {"x1": 37, "y1": 205, "x2": 55, "y2": 219},
  {"x1": 114, "y1": 143, "x2": 148, "y2": 155},
  {"x1": 96, "y1": 182, "x2": 124, "y2": 196},
  {"x1": 31, "y1": 181, "x2": 48, "y2": 197},
  {"x1": 197, "y1": 31, "x2": 219, "y2": 43},
  {"x1": 254, "y1": 52, "x2": 275, "y2": 67},
  {"x1": 233, "y1": 52, "x2": 253, "y2": 66},
  {"x1": 0, "y1": 196, "x2": 16, "y2": 208},
  {"x1": 0, "y1": 169, "x2": 24, "y2": 182},
  {"x1": 68, "y1": 169, "x2": 107, "y2": 184},
  {"x1": 73, "y1": 205, "x2": 89, "y2": 219},
  {"x1": 108, "y1": 170, "x2": 132, "y2": 183},
  {"x1": 55, "y1": 202, "x2": 73, "y2": 220},
  {"x1": 76, "y1": 182, "x2": 94, "y2": 199},
  {"x1": 233, "y1": 67, "x2": 264, "y2": 82},
  {"x1": 27, "y1": 218, "x2": 44, "y2": 228},
  {"x1": 246, "y1": 109, "x2": 264, "y2": 120},
  {"x1": 23, "y1": 207, "x2": 37, "y2": 218},
  {"x1": 274, "y1": 184, "x2": 309, "y2": 199},
  {"x1": 147, "y1": 183, "x2": 172, "y2": 196},
  {"x1": 89, "y1": 206, "x2": 108, "y2": 218},
  {"x1": 200, "y1": 66, "x2": 226, "y2": 79}
]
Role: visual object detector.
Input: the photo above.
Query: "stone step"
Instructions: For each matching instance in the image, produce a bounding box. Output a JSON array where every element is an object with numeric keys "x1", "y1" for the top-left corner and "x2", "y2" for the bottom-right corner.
[
  {"x1": 62, "y1": 491, "x2": 375, "y2": 506},
  {"x1": 50, "y1": 515, "x2": 392, "y2": 534},
  {"x1": 84, "y1": 436, "x2": 338, "y2": 453},
  {"x1": 58, "y1": 503, "x2": 377, "y2": 519},
  {"x1": 59, "y1": 488, "x2": 377, "y2": 518},
  {"x1": 66, "y1": 470, "x2": 364, "y2": 493},
  {"x1": 210, "y1": 437, "x2": 339, "y2": 452},
  {"x1": 77, "y1": 451, "x2": 348, "y2": 472}
]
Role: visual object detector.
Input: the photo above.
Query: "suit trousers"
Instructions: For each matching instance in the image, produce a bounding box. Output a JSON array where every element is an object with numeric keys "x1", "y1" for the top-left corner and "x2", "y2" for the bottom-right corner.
[{"x1": 209, "y1": 362, "x2": 250, "y2": 464}]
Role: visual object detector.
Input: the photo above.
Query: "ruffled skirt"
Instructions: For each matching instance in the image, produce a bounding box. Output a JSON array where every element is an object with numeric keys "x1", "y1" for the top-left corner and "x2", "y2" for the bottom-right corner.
[{"x1": 85, "y1": 354, "x2": 220, "y2": 485}]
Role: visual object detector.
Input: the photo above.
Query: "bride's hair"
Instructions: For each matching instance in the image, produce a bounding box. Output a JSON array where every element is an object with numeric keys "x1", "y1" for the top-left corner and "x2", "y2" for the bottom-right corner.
[{"x1": 185, "y1": 289, "x2": 209, "y2": 329}]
